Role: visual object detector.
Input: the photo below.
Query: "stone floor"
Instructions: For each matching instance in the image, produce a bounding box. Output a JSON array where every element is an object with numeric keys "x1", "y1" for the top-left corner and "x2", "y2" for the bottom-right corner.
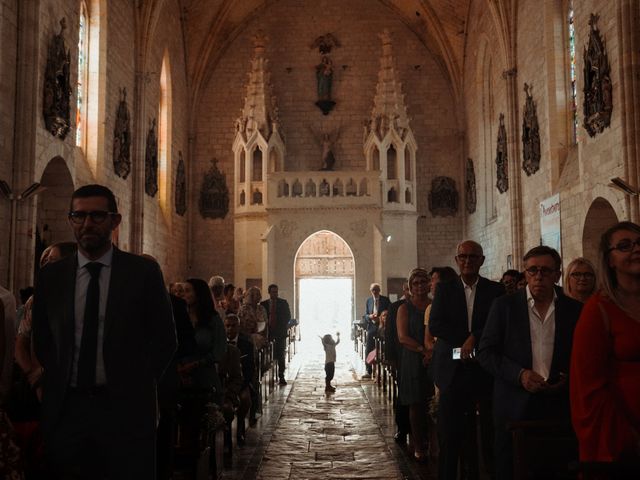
[{"x1": 222, "y1": 341, "x2": 436, "y2": 479}]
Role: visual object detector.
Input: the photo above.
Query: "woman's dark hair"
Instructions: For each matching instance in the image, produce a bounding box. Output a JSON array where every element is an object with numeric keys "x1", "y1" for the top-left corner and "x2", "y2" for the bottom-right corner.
[
  {"x1": 185, "y1": 278, "x2": 216, "y2": 328},
  {"x1": 223, "y1": 283, "x2": 235, "y2": 295},
  {"x1": 430, "y1": 266, "x2": 458, "y2": 283},
  {"x1": 52, "y1": 241, "x2": 77, "y2": 258}
]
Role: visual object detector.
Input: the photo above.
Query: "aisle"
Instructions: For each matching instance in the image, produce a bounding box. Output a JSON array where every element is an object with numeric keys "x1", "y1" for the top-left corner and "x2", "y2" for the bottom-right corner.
[{"x1": 255, "y1": 349, "x2": 403, "y2": 479}]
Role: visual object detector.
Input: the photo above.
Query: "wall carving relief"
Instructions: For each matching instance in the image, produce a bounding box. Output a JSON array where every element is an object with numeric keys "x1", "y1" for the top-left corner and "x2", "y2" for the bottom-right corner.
[
  {"x1": 113, "y1": 88, "x2": 131, "y2": 179},
  {"x1": 496, "y1": 113, "x2": 509, "y2": 194},
  {"x1": 349, "y1": 219, "x2": 367, "y2": 237},
  {"x1": 199, "y1": 159, "x2": 229, "y2": 219},
  {"x1": 43, "y1": 18, "x2": 71, "y2": 139},
  {"x1": 465, "y1": 158, "x2": 477, "y2": 214},
  {"x1": 522, "y1": 83, "x2": 541, "y2": 176},
  {"x1": 429, "y1": 176, "x2": 458, "y2": 217},
  {"x1": 583, "y1": 14, "x2": 612, "y2": 137},
  {"x1": 175, "y1": 151, "x2": 186, "y2": 216},
  {"x1": 278, "y1": 220, "x2": 298, "y2": 237},
  {"x1": 144, "y1": 119, "x2": 158, "y2": 197},
  {"x1": 311, "y1": 33, "x2": 340, "y2": 115}
]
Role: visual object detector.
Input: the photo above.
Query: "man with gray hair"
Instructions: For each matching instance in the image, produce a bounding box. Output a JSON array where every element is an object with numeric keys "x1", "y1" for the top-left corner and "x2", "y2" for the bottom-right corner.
[
  {"x1": 361, "y1": 282, "x2": 390, "y2": 379},
  {"x1": 209, "y1": 275, "x2": 226, "y2": 319}
]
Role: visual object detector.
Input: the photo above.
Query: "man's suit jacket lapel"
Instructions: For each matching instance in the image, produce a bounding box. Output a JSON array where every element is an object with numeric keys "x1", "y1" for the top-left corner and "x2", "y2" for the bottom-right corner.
[
  {"x1": 549, "y1": 295, "x2": 568, "y2": 377},
  {"x1": 104, "y1": 247, "x2": 125, "y2": 341},
  {"x1": 62, "y1": 255, "x2": 78, "y2": 364},
  {"x1": 471, "y1": 277, "x2": 489, "y2": 330},
  {"x1": 453, "y1": 278, "x2": 468, "y2": 329},
  {"x1": 515, "y1": 289, "x2": 534, "y2": 369}
]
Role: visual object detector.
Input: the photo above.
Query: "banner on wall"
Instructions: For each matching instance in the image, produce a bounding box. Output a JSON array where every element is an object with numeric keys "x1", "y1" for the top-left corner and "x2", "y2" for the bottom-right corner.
[{"x1": 540, "y1": 193, "x2": 562, "y2": 264}]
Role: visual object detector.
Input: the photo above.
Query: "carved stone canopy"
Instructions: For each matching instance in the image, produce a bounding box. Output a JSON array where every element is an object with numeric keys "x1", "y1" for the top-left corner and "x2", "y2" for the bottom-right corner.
[
  {"x1": 113, "y1": 88, "x2": 131, "y2": 179},
  {"x1": 429, "y1": 176, "x2": 458, "y2": 217},
  {"x1": 496, "y1": 113, "x2": 509, "y2": 194},
  {"x1": 144, "y1": 119, "x2": 158, "y2": 197},
  {"x1": 175, "y1": 151, "x2": 186, "y2": 216},
  {"x1": 583, "y1": 13, "x2": 612, "y2": 137},
  {"x1": 522, "y1": 83, "x2": 541, "y2": 176},
  {"x1": 465, "y1": 158, "x2": 477, "y2": 214},
  {"x1": 199, "y1": 159, "x2": 229, "y2": 219},
  {"x1": 43, "y1": 18, "x2": 71, "y2": 139}
]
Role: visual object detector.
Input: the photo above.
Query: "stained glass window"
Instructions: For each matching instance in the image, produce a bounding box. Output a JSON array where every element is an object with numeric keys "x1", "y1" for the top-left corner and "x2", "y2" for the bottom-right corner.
[
  {"x1": 568, "y1": 0, "x2": 578, "y2": 144},
  {"x1": 76, "y1": 3, "x2": 88, "y2": 146}
]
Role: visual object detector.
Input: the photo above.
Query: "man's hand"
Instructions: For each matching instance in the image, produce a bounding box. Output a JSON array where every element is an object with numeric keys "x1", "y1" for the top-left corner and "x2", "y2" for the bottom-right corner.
[
  {"x1": 543, "y1": 373, "x2": 567, "y2": 393},
  {"x1": 520, "y1": 369, "x2": 548, "y2": 393},
  {"x1": 460, "y1": 334, "x2": 475, "y2": 361}
]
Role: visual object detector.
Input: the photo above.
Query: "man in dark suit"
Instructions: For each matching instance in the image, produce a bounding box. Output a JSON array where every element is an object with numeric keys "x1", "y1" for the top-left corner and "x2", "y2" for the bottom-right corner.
[
  {"x1": 478, "y1": 246, "x2": 582, "y2": 480},
  {"x1": 224, "y1": 313, "x2": 254, "y2": 445},
  {"x1": 362, "y1": 283, "x2": 390, "y2": 379},
  {"x1": 32, "y1": 184, "x2": 177, "y2": 479},
  {"x1": 429, "y1": 240, "x2": 505, "y2": 480},
  {"x1": 260, "y1": 284, "x2": 291, "y2": 386}
]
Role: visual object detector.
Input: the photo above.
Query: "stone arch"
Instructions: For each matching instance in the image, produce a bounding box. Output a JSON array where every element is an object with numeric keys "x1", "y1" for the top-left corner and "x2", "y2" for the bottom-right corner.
[
  {"x1": 37, "y1": 157, "x2": 76, "y2": 264},
  {"x1": 582, "y1": 197, "x2": 619, "y2": 264}
]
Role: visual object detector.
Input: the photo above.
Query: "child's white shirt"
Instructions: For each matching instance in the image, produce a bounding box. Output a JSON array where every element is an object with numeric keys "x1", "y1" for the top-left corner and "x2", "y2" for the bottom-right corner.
[{"x1": 321, "y1": 336, "x2": 340, "y2": 363}]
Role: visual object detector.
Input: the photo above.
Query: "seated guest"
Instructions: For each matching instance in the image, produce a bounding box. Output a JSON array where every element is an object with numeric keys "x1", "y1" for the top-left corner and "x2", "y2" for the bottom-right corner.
[
  {"x1": 571, "y1": 221, "x2": 640, "y2": 474},
  {"x1": 218, "y1": 341, "x2": 243, "y2": 446},
  {"x1": 224, "y1": 314, "x2": 254, "y2": 445},
  {"x1": 362, "y1": 283, "x2": 390, "y2": 379},
  {"x1": 208, "y1": 275, "x2": 227, "y2": 320},
  {"x1": 501, "y1": 269, "x2": 521, "y2": 295},
  {"x1": 563, "y1": 257, "x2": 596, "y2": 303},
  {"x1": 478, "y1": 245, "x2": 582, "y2": 480},
  {"x1": 223, "y1": 283, "x2": 240, "y2": 314}
]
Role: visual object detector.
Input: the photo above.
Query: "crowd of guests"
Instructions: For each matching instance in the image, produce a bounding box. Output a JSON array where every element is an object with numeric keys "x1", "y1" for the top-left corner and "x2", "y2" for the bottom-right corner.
[
  {"x1": 367, "y1": 222, "x2": 639, "y2": 479},
  {"x1": 0, "y1": 184, "x2": 292, "y2": 479}
]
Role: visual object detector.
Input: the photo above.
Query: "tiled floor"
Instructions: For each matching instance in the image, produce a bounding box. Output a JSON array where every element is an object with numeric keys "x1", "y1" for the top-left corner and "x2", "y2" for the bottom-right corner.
[{"x1": 221, "y1": 341, "x2": 436, "y2": 479}]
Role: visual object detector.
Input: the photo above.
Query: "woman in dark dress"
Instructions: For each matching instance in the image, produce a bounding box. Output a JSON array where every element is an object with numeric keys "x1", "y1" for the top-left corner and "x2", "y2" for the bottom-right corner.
[{"x1": 397, "y1": 268, "x2": 432, "y2": 462}]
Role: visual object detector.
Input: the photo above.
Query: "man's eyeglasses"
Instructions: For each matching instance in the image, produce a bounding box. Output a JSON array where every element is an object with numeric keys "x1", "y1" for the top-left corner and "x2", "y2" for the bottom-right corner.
[
  {"x1": 68, "y1": 210, "x2": 117, "y2": 225},
  {"x1": 456, "y1": 254, "x2": 482, "y2": 261},
  {"x1": 608, "y1": 237, "x2": 640, "y2": 253},
  {"x1": 525, "y1": 266, "x2": 557, "y2": 277},
  {"x1": 570, "y1": 272, "x2": 595, "y2": 280}
]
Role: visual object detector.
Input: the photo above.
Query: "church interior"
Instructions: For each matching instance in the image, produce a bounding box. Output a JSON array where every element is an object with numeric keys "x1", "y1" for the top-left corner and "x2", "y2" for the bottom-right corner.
[{"x1": 1, "y1": 0, "x2": 639, "y2": 478}]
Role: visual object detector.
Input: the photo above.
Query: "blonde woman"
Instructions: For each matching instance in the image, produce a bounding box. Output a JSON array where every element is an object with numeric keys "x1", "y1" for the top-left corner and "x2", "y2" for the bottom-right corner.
[
  {"x1": 563, "y1": 257, "x2": 596, "y2": 303},
  {"x1": 238, "y1": 286, "x2": 268, "y2": 349}
]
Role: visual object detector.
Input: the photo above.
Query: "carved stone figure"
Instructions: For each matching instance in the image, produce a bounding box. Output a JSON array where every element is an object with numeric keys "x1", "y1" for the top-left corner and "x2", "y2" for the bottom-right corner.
[
  {"x1": 429, "y1": 176, "x2": 458, "y2": 217},
  {"x1": 175, "y1": 151, "x2": 186, "y2": 216},
  {"x1": 496, "y1": 113, "x2": 509, "y2": 194},
  {"x1": 43, "y1": 18, "x2": 71, "y2": 139},
  {"x1": 113, "y1": 88, "x2": 131, "y2": 179},
  {"x1": 583, "y1": 14, "x2": 612, "y2": 137},
  {"x1": 522, "y1": 83, "x2": 541, "y2": 176},
  {"x1": 465, "y1": 158, "x2": 477, "y2": 214},
  {"x1": 199, "y1": 159, "x2": 229, "y2": 219},
  {"x1": 311, "y1": 33, "x2": 340, "y2": 115},
  {"x1": 350, "y1": 219, "x2": 367, "y2": 237},
  {"x1": 144, "y1": 119, "x2": 158, "y2": 197},
  {"x1": 309, "y1": 125, "x2": 340, "y2": 170}
]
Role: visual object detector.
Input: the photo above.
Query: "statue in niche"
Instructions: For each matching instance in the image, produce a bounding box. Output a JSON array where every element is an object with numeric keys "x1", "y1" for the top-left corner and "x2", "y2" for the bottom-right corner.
[
  {"x1": 199, "y1": 159, "x2": 229, "y2": 219},
  {"x1": 311, "y1": 33, "x2": 340, "y2": 115},
  {"x1": 252, "y1": 189, "x2": 263, "y2": 205},
  {"x1": 346, "y1": 178, "x2": 357, "y2": 196},
  {"x1": 429, "y1": 176, "x2": 458, "y2": 217},
  {"x1": 305, "y1": 179, "x2": 316, "y2": 197},
  {"x1": 465, "y1": 158, "x2": 477, "y2": 214},
  {"x1": 319, "y1": 179, "x2": 330, "y2": 196},
  {"x1": 145, "y1": 119, "x2": 158, "y2": 197},
  {"x1": 496, "y1": 113, "x2": 509, "y2": 194},
  {"x1": 175, "y1": 151, "x2": 187, "y2": 216},
  {"x1": 292, "y1": 179, "x2": 303, "y2": 197},
  {"x1": 113, "y1": 88, "x2": 131, "y2": 179},
  {"x1": 43, "y1": 18, "x2": 71, "y2": 139},
  {"x1": 309, "y1": 125, "x2": 340, "y2": 170},
  {"x1": 583, "y1": 14, "x2": 613, "y2": 137},
  {"x1": 522, "y1": 83, "x2": 541, "y2": 176}
]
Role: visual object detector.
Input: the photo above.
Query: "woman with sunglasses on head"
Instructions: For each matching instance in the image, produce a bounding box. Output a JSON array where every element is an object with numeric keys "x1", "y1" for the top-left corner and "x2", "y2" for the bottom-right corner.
[
  {"x1": 564, "y1": 257, "x2": 597, "y2": 303},
  {"x1": 571, "y1": 221, "x2": 640, "y2": 476}
]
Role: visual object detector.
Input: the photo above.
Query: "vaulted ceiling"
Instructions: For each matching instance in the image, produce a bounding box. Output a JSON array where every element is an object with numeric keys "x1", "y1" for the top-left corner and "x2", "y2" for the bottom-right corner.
[{"x1": 176, "y1": 0, "x2": 473, "y2": 108}]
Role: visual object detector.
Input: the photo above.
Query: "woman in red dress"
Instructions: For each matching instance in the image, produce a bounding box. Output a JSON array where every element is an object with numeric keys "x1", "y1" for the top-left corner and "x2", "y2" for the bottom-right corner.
[{"x1": 570, "y1": 221, "x2": 640, "y2": 472}]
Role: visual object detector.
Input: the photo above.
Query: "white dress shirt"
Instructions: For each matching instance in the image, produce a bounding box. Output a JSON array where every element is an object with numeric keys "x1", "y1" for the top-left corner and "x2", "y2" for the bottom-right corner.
[
  {"x1": 461, "y1": 277, "x2": 479, "y2": 332},
  {"x1": 72, "y1": 247, "x2": 113, "y2": 386},
  {"x1": 526, "y1": 285, "x2": 556, "y2": 381}
]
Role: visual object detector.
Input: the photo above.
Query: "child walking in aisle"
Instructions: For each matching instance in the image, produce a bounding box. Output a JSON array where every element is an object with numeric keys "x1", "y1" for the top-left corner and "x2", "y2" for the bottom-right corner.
[{"x1": 320, "y1": 332, "x2": 340, "y2": 392}]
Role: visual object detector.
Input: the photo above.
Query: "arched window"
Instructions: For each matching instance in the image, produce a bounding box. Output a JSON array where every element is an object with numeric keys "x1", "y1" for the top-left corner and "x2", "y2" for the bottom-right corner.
[
  {"x1": 404, "y1": 145, "x2": 411, "y2": 180},
  {"x1": 158, "y1": 50, "x2": 172, "y2": 214},
  {"x1": 567, "y1": 0, "x2": 578, "y2": 144},
  {"x1": 387, "y1": 145, "x2": 397, "y2": 180},
  {"x1": 75, "y1": 2, "x2": 89, "y2": 147}
]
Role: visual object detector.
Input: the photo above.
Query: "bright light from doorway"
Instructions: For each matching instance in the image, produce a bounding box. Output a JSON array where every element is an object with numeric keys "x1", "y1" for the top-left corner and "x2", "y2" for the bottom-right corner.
[{"x1": 298, "y1": 278, "x2": 353, "y2": 352}]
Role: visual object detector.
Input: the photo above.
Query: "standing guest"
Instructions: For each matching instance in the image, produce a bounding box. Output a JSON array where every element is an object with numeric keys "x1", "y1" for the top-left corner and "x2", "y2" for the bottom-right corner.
[
  {"x1": 571, "y1": 221, "x2": 640, "y2": 474},
  {"x1": 238, "y1": 286, "x2": 268, "y2": 349},
  {"x1": 209, "y1": 276, "x2": 227, "y2": 320},
  {"x1": 223, "y1": 283, "x2": 240, "y2": 314},
  {"x1": 397, "y1": 268, "x2": 432, "y2": 462},
  {"x1": 169, "y1": 282, "x2": 185, "y2": 298},
  {"x1": 224, "y1": 314, "x2": 254, "y2": 446},
  {"x1": 384, "y1": 281, "x2": 411, "y2": 445},
  {"x1": 424, "y1": 267, "x2": 458, "y2": 354},
  {"x1": 501, "y1": 269, "x2": 521, "y2": 295},
  {"x1": 320, "y1": 332, "x2": 340, "y2": 392},
  {"x1": 516, "y1": 272, "x2": 527, "y2": 290},
  {"x1": 478, "y1": 245, "x2": 582, "y2": 480},
  {"x1": 361, "y1": 283, "x2": 390, "y2": 379},
  {"x1": 563, "y1": 257, "x2": 597, "y2": 303},
  {"x1": 260, "y1": 284, "x2": 292, "y2": 386},
  {"x1": 429, "y1": 240, "x2": 505, "y2": 480},
  {"x1": 32, "y1": 184, "x2": 176, "y2": 479}
]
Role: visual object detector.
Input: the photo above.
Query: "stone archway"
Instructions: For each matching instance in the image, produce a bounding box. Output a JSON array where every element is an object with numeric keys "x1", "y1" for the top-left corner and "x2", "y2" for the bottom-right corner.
[
  {"x1": 36, "y1": 157, "x2": 75, "y2": 269},
  {"x1": 582, "y1": 197, "x2": 618, "y2": 264},
  {"x1": 294, "y1": 230, "x2": 355, "y2": 342}
]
